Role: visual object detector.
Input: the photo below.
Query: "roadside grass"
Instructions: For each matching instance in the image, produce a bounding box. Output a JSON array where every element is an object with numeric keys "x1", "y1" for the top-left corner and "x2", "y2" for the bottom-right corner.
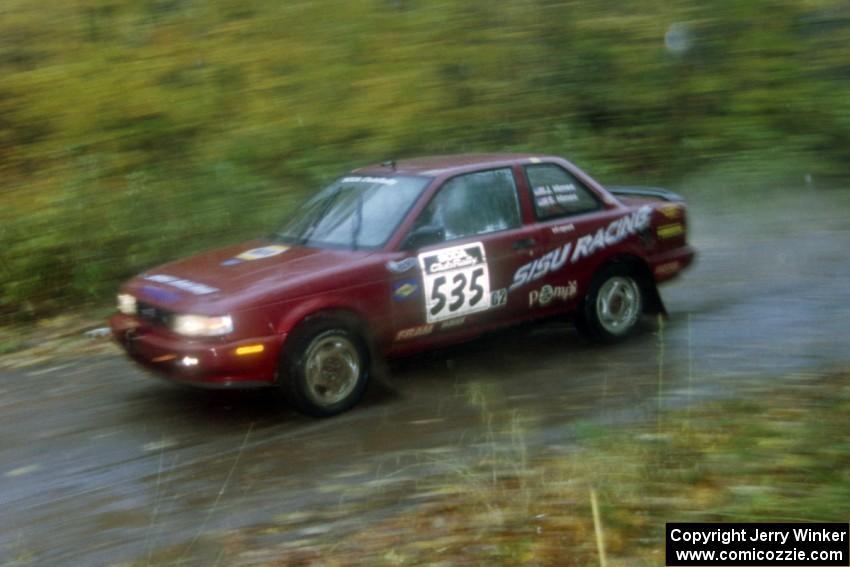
[
  {"x1": 274, "y1": 376, "x2": 849, "y2": 566},
  {"x1": 126, "y1": 370, "x2": 850, "y2": 566}
]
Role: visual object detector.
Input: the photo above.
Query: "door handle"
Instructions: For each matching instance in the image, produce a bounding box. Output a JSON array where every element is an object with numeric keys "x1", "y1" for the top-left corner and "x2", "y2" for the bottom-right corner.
[{"x1": 512, "y1": 237, "x2": 537, "y2": 250}]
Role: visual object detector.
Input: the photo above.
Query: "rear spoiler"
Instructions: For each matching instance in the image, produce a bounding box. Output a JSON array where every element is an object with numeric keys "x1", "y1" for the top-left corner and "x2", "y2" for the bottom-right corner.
[{"x1": 606, "y1": 186, "x2": 686, "y2": 203}]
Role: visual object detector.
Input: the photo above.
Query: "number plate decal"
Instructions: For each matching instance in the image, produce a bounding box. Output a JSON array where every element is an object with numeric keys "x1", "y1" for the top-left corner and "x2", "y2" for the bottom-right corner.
[{"x1": 418, "y1": 242, "x2": 491, "y2": 323}]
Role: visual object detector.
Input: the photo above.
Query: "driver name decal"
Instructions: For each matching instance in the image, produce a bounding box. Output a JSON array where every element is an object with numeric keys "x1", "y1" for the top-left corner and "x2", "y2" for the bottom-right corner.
[{"x1": 419, "y1": 242, "x2": 492, "y2": 324}]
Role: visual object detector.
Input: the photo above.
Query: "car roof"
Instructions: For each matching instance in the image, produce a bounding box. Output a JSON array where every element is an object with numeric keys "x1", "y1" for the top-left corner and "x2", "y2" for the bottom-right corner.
[{"x1": 353, "y1": 153, "x2": 552, "y2": 177}]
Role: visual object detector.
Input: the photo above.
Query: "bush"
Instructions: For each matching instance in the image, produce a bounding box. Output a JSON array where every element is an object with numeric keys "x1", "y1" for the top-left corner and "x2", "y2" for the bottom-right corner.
[{"x1": 2, "y1": 0, "x2": 849, "y2": 320}]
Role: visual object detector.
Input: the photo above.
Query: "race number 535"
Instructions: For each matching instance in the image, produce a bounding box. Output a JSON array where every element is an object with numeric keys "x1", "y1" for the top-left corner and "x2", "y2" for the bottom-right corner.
[{"x1": 419, "y1": 242, "x2": 492, "y2": 323}]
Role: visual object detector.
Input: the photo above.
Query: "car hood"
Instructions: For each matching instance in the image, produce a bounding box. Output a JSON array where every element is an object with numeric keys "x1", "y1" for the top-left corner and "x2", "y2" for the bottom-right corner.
[{"x1": 123, "y1": 239, "x2": 373, "y2": 313}]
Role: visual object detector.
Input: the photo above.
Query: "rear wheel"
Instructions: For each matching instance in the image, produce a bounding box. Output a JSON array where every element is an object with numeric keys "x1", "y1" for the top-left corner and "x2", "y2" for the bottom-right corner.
[
  {"x1": 280, "y1": 317, "x2": 370, "y2": 417},
  {"x1": 578, "y1": 265, "x2": 644, "y2": 343}
]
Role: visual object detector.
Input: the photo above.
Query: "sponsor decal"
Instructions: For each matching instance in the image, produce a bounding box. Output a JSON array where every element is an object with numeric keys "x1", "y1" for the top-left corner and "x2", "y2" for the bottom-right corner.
[
  {"x1": 143, "y1": 274, "x2": 218, "y2": 295},
  {"x1": 657, "y1": 223, "x2": 684, "y2": 239},
  {"x1": 490, "y1": 288, "x2": 508, "y2": 308},
  {"x1": 418, "y1": 242, "x2": 492, "y2": 323},
  {"x1": 140, "y1": 285, "x2": 181, "y2": 304},
  {"x1": 386, "y1": 257, "x2": 418, "y2": 274},
  {"x1": 395, "y1": 324, "x2": 434, "y2": 341},
  {"x1": 341, "y1": 176, "x2": 397, "y2": 185},
  {"x1": 511, "y1": 206, "x2": 652, "y2": 290},
  {"x1": 235, "y1": 245, "x2": 290, "y2": 261},
  {"x1": 658, "y1": 204, "x2": 682, "y2": 220},
  {"x1": 529, "y1": 281, "x2": 577, "y2": 308},
  {"x1": 392, "y1": 278, "x2": 419, "y2": 301},
  {"x1": 511, "y1": 246, "x2": 569, "y2": 290},
  {"x1": 420, "y1": 244, "x2": 484, "y2": 275},
  {"x1": 441, "y1": 317, "x2": 466, "y2": 330},
  {"x1": 654, "y1": 261, "x2": 681, "y2": 276}
]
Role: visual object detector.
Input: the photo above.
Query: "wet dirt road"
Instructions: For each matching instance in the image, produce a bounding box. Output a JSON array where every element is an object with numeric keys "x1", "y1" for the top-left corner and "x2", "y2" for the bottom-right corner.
[{"x1": 2, "y1": 189, "x2": 849, "y2": 566}]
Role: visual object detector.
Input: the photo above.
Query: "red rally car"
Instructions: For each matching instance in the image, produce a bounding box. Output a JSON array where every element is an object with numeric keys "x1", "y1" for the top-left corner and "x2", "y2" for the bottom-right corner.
[{"x1": 111, "y1": 154, "x2": 695, "y2": 416}]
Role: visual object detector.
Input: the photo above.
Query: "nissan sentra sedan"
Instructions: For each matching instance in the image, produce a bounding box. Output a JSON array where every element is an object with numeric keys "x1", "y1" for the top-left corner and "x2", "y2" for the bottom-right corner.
[{"x1": 110, "y1": 153, "x2": 695, "y2": 416}]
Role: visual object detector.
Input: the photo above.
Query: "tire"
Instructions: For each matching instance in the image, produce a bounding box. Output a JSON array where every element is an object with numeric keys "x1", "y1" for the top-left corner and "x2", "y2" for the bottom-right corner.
[
  {"x1": 279, "y1": 317, "x2": 370, "y2": 417},
  {"x1": 577, "y1": 264, "x2": 644, "y2": 343}
]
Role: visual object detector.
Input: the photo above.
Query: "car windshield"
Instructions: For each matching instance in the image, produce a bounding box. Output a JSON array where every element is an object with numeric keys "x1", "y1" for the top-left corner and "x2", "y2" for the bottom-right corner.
[{"x1": 275, "y1": 175, "x2": 431, "y2": 249}]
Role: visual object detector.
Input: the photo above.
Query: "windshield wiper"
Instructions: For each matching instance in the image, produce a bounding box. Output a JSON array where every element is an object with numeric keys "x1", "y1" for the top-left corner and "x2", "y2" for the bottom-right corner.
[{"x1": 294, "y1": 187, "x2": 343, "y2": 246}]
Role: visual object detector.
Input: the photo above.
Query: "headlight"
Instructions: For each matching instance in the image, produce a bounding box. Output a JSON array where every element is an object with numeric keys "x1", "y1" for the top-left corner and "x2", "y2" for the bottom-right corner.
[
  {"x1": 172, "y1": 314, "x2": 233, "y2": 337},
  {"x1": 117, "y1": 294, "x2": 137, "y2": 315}
]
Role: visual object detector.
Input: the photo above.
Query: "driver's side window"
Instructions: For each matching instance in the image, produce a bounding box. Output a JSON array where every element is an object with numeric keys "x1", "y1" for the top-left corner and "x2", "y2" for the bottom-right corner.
[{"x1": 412, "y1": 168, "x2": 520, "y2": 244}]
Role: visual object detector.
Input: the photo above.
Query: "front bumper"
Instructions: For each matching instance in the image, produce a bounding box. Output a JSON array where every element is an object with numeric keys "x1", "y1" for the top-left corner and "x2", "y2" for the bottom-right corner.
[{"x1": 110, "y1": 314, "x2": 285, "y2": 388}]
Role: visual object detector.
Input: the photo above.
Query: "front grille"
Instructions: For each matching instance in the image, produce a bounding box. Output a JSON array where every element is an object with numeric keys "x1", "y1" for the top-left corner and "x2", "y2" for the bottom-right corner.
[{"x1": 136, "y1": 301, "x2": 173, "y2": 327}]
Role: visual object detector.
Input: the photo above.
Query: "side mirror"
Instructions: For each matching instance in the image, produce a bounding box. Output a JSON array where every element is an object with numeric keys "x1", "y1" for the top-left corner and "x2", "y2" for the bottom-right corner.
[{"x1": 403, "y1": 224, "x2": 445, "y2": 250}]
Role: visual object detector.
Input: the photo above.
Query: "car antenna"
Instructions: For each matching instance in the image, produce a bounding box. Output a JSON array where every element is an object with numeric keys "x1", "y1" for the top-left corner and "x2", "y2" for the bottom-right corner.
[{"x1": 381, "y1": 159, "x2": 396, "y2": 171}]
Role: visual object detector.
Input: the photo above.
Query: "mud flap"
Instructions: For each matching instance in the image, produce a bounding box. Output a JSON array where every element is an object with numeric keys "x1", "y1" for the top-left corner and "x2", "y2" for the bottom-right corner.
[{"x1": 643, "y1": 282, "x2": 668, "y2": 317}]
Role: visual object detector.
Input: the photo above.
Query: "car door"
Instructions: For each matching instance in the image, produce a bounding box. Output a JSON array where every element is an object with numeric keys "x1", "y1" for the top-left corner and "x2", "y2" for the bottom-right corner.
[
  {"x1": 511, "y1": 162, "x2": 612, "y2": 315},
  {"x1": 390, "y1": 167, "x2": 540, "y2": 342}
]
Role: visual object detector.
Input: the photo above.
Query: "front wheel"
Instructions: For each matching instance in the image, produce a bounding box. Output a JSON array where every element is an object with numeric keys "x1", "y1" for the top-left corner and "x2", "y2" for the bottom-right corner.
[
  {"x1": 280, "y1": 318, "x2": 370, "y2": 417},
  {"x1": 577, "y1": 266, "x2": 644, "y2": 343}
]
